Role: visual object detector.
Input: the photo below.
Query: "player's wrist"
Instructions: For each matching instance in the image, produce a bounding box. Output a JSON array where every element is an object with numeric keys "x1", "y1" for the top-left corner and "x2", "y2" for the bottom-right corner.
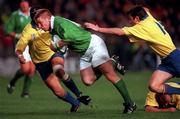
[
  {"x1": 15, "y1": 33, "x2": 21, "y2": 39},
  {"x1": 96, "y1": 25, "x2": 100, "y2": 31},
  {"x1": 17, "y1": 54, "x2": 23, "y2": 58},
  {"x1": 52, "y1": 42, "x2": 61, "y2": 51}
]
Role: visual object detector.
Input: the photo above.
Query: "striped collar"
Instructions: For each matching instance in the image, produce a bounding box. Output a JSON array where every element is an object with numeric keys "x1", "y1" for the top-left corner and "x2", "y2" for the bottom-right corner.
[{"x1": 50, "y1": 16, "x2": 55, "y2": 30}]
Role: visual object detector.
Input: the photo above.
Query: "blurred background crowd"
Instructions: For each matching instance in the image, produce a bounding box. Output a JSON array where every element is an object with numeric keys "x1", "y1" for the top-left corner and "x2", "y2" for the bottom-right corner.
[{"x1": 0, "y1": 0, "x2": 179, "y2": 76}]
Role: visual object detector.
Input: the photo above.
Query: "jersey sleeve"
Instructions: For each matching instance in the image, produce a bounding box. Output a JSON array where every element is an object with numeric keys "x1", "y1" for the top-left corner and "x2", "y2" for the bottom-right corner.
[
  {"x1": 15, "y1": 25, "x2": 31, "y2": 52},
  {"x1": 5, "y1": 12, "x2": 16, "y2": 34},
  {"x1": 172, "y1": 95, "x2": 180, "y2": 110},
  {"x1": 176, "y1": 100, "x2": 180, "y2": 110},
  {"x1": 122, "y1": 26, "x2": 142, "y2": 43},
  {"x1": 145, "y1": 91, "x2": 159, "y2": 107}
]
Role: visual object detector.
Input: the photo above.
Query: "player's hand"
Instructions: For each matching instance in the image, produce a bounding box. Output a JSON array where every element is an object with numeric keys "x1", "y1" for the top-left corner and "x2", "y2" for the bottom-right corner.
[
  {"x1": 18, "y1": 54, "x2": 26, "y2": 64},
  {"x1": 15, "y1": 33, "x2": 21, "y2": 39},
  {"x1": 84, "y1": 22, "x2": 99, "y2": 31},
  {"x1": 168, "y1": 107, "x2": 176, "y2": 112}
]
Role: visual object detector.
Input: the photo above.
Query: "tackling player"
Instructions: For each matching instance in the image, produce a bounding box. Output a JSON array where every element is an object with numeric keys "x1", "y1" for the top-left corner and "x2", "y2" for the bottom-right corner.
[
  {"x1": 5, "y1": 0, "x2": 34, "y2": 98},
  {"x1": 31, "y1": 8, "x2": 136, "y2": 114},
  {"x1": 145, "y1": 82, "x2": 180, "y2": 112},
  {"x1": 85, "y1": 6, "x2": 180, "y2": 95}
]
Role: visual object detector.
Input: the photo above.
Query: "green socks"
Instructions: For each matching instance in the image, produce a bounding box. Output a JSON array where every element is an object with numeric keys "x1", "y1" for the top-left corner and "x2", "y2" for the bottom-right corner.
[
  {"x1": 10, "y1": 69, "x2": 24, "y2": 85},
  {"x1": 114, "y1": 79, "x2": 133, "y2": 104},
  {"x1": 22, "y1": 76, "x2": 32, "y2": 94}
]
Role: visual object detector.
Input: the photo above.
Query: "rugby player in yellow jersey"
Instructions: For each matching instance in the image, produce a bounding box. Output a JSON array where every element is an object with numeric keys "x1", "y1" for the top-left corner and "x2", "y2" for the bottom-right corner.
[
  {"x1": 15, "y1": 7, "x2": 91, "y2": 112},
  {"x1": 145, "y1": 82, "x2": 180, "y2": 112},
  {"x1": 85, "y1": 6, "x2": 180, "y2": 95}
]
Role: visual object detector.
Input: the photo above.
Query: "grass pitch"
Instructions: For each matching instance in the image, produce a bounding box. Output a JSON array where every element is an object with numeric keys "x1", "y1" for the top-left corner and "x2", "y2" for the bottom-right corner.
[{"x1": 0, "y1": 71, "x2": 179, "y2": 119}]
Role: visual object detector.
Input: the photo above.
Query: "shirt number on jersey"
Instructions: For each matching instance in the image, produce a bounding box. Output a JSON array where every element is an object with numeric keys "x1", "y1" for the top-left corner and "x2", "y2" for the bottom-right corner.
[{"x1": 155, "y1": 21, "x2": 167, "y2": 35}]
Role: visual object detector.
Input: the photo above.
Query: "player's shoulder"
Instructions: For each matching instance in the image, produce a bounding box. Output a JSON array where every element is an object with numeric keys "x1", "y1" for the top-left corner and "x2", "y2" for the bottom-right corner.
[
  {"x1": 11, "y1": 10, "x2": 19, "y2": 16},
  {"x1": 23, "y1": 23, "x2": 36, "y2": 33}
]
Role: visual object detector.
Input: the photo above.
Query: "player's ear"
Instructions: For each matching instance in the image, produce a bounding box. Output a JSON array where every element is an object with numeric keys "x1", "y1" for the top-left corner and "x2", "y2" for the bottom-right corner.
[{"x1": 134, "y1": 16, "x2": 140, "y2": 23}]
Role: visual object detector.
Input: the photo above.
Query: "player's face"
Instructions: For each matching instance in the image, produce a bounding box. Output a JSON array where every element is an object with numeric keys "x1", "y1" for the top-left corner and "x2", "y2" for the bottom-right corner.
[
  {"x1": 129, "y1": 16, "x2": 140, "y2": 25},
  {"x1": 159, "y1": 94, "x2": 172, "y2": 105},
  {"x1": 163, "y1": 94, "x2": 172, "y2": 104},
  {"x1": 20, "y1": 1, "x2": 29, "y2": 12},
  {"x1": 36, "y1": 17, "x2": 50, "y2": 31}
]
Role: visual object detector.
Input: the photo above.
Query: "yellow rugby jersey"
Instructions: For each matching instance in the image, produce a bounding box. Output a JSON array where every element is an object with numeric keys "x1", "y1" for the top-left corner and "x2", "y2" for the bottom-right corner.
[
  {"x1": 16, "y1": 23, "x2": 54, "y2": 64},
  {"x1": 145, "y1": 83, "x2": 180, "y2": 109},
  {"x1": 145, "y1": 91, "x2": 159, "y2": 107},
  {"x1": 122, "y1": 11, "x2": 176, "y2": 58}
]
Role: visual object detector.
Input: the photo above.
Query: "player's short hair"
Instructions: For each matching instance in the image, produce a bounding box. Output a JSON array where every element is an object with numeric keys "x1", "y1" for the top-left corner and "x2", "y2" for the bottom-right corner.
[
  {"x1": 127, "y1": 6, "x2": 148, "y2": 20},
  {"x1": 20, "y1": 0, "x2": 29, "y2": 6},
  {"x1": 33, "y1": 9, "x2": 52, "y2": 21}
]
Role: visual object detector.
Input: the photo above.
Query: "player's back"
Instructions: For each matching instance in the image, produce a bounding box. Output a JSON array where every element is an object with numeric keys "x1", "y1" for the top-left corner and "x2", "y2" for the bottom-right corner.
[{"x1": 17, "y1": 23, "x2": 54, "y2": 64}]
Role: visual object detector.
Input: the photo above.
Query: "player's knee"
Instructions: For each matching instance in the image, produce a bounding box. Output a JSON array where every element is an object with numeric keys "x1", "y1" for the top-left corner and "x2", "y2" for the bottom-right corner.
[
  {"x1": 149, "y1": 83, "x2": 162, "y2": 93},
  {"x1": 82, "y1": 77, "x2": 95, "y2": 86},
  {"x1": 53, "y1": 64, "x2": 64, "y2": 77}
]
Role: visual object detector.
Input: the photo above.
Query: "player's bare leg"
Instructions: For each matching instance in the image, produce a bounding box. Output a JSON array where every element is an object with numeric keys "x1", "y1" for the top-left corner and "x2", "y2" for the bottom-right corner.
[
  {"x1": 98, "y1": 60, "x2": 136, "y2": 114},
  {"x1": 80, "y1": 66, "x2": 97, "y2": 86},
  {"x1": 149, "y1": 70, "x2": 180, "y2": 94},
  {"x1": 80, "y1": 60, "x2": 136, "y2": 113},
  {"x1": 45, "y1": 74, "x2": 80, "y2": 112},
  {"x1": 20, "y1": 61, "x2": 35, "y2": 98},
  {"x1": 52, "y1": 56, "x2": 91, "y2": 105}
]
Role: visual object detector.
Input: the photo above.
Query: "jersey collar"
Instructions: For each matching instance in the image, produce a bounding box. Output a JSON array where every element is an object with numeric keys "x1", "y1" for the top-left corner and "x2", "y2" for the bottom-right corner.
[
  {"x1": 18, "y1": 9, "x2": 30, "y2": 18},
  {"x1": 50, "y1": 16, "x2": 55, "y2": 30}
]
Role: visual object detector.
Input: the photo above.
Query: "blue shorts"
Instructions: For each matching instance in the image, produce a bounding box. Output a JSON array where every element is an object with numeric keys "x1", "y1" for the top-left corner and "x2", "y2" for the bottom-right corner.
[
  {"x1": 157, "y1": 49, "x2": 180, "y2": 77},
  {"x1": 35, "y1": 52, "x2": 64, "y2": 81}
]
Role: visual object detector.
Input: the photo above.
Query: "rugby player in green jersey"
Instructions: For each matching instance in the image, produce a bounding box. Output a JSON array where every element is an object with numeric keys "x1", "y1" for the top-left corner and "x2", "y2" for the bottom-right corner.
[
  {"x1": 5, "y1": 0, "x2": 33, "y2": 98},
  {"x1": 32, "y1": 8, "x2": 136, "y2": 114}
]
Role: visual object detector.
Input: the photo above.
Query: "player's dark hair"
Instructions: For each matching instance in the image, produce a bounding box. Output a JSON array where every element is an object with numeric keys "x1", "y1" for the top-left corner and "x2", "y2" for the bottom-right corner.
[
  {"x1": 127, "y1": 6, "x2": 148, "y2": 20},
  {"x1": 30, "y1": 7, "x2": 41, "y2": 20}
]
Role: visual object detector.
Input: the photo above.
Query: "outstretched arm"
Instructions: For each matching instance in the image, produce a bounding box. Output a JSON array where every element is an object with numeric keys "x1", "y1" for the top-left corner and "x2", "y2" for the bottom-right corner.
[
  {"x1": 84, "y1": 22, "x2": 125, "y2": 36},
  {"x1": 145, "y1": 105, "x2": 176, "y2": 112}
]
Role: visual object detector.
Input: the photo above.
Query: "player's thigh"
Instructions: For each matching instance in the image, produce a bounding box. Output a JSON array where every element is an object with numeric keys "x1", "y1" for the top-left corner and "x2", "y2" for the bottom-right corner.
[
  {"x1": 28, "y1": 61, "x2": 35, "y2": 76},
  {"x1": 80, "y1": 66, "x2": 96, "y2": 85},
  {"x1": 149, "y1": 70, "x2": 173, "y2": 87},
  {"x1": 20, "y1": 62, "x2": 31, "y2": 75},
  {"x1": 98, "y1": 60, "x2": 120, "y2": 83},
  {"x1": 51, "y1": 55, "x2": 65, "y2": 77},
  {"x1": 45, "y1": 73, "x2": 66, "y2": 96},
  {"x1": 51, "y1": 52, "x2": 64, "y2": 66},
  {"x1": 51, "y1": 57, "x2": 64, "y2": 66}
]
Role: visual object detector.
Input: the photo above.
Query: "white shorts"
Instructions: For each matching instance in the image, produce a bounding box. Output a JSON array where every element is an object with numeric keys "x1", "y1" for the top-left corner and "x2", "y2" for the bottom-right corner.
[
  {"x1": 80, "y1": 34, "x2": 110, "y2": 70},
  {"x1": 22, "y1": 46, "x2": 32, "y2": 62}
]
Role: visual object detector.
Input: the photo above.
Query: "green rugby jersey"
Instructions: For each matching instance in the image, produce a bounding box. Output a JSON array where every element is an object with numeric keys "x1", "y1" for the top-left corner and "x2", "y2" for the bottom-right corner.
[
  {"x1": 51, "y1": 16, "x2": 91, "y2": 54},
  {"x1": 5, "y1": 10, "x2": 31, "y2": 35}
]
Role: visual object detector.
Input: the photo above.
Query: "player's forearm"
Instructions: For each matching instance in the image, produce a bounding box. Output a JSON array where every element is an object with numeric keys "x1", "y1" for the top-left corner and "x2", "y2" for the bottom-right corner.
[
  {"x1": 98, "y1": 27, "x2": 125, "y2": 36},
  {"x1": 51, "y1": 40, "x2": 67, "y2": 51},
  {"x1": 145, "y1": 106, "x2": 176, "y2": 112},
  {"x1": 84, "y1": 22, "x2": 125, "y2": 36},
  {"x1": 8, "y1": 32, "x2": 21, "y2": 39}
]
